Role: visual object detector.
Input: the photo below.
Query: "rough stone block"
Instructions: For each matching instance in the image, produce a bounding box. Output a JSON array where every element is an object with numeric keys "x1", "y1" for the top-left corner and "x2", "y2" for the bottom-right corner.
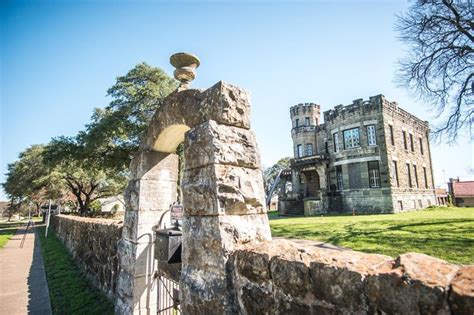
[
  {"x1": 449, "y1": 266, "x2": 474, "y2": 315},
  {"x1": 309, "y1": 249, "x2": 393, "y2": 311},
  {"x1": 235, "y1": 250, "x2": 271, "y2": 284},
  {"x1": 184, "y1": 120, "x2": 261, "y2": 170},
  {"x1": 241, "y1": 283, "x2": 274, "y2": 315},
  {"x1": 180, "y1": 266, "x2": 232, "y2": 315},
  {"x1": 141, "y1": 89, "x2": 203, "y2": 151},
  {"x1": 218, "y1": 213, "x2": 272, "y2": 244},
  {"x1": 121, "y1": 210, "x2": 163, "y2": 244},
  {"x1": 125, "y1": 179, "x2": 177, "y2": 212},
  {"x1": 367, "y1": 252, "x2": 459, "y2": 314},
  {"x1": 117, "y1": 239, "x2": 155, "y2": 277},
  {"x1": 182, "y1": 164, "x2": 265, "y2": 216},
  {"x1": 270, "y1": 255, "x2": 312, "y2": 298},
  {"x1": 200, "y1": 81, "x2": 251, "y2": 129},
  {"x1": 141, "y1": 82, "x2": 251, "y2": 152},
  {"x1": 129, "y1": 151, "x2": 178, "y2": 181}
]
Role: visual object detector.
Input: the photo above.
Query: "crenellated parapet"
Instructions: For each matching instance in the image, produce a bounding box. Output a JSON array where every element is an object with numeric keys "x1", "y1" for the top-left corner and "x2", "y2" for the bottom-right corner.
[
  {"x1": 323, "y1": 95, "x2": 430, "y2": 133},
  {"x1": 323, "y1": 95, "x2": 384, "y2": 123},
  {"x1": 290, "y1": 103, "x2": 321, "y2": 127},
  {"x1": 381, "y1": 97, "x2": 430, "y2": 133}
]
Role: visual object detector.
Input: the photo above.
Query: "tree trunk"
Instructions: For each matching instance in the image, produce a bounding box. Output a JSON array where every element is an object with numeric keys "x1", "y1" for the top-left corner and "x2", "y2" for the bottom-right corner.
[{"x1": 35, "y1": 202, "x2": 42, "y2": 217}]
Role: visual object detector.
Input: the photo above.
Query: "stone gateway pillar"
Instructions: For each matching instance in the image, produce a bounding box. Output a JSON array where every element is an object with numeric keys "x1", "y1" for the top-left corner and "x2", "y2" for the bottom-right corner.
[{"x1": 116, "y1": 53, "x2": 272, "y2": 314}]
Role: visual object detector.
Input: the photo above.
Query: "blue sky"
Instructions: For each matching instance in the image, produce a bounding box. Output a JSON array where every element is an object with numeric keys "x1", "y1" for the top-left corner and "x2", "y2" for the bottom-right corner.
[{"x1": 1, "y1": 0, "x2": 472, "y2": 200}]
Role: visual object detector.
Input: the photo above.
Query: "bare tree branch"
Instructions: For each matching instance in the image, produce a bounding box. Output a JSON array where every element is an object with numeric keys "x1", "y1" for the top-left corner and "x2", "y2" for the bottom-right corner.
[{"x1": 396, "y1": 0, "x2": 473, "y2": 142}]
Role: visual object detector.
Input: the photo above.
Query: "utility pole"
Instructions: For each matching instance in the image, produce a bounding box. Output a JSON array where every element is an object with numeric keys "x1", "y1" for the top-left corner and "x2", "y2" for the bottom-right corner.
[{"x1": 45, "y1": 200, "x2": 51, "y2": 238}]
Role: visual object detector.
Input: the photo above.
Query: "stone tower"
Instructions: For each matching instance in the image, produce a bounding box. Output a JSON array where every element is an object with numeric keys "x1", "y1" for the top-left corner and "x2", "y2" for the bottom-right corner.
[{"x1": 290, "y1": 103, "x2": 320, "y2": 159}]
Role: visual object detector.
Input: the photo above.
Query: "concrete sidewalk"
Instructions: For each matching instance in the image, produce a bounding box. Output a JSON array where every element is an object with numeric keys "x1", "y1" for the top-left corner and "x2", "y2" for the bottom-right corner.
[{"x1": 0, "y1": 223, "x2": 52, "y2": 315}]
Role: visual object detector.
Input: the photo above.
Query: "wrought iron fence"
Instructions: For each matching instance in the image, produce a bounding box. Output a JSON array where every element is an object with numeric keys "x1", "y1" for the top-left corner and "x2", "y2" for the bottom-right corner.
[{"x1": 157, "y1": 276, "x2": 181, "y2": 315}]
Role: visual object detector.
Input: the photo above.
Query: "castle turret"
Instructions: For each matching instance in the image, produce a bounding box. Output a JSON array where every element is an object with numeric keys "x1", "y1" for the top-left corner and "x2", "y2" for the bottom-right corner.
[{"x1": 290, "y1": 103, "x2": 320, "y2": 158}]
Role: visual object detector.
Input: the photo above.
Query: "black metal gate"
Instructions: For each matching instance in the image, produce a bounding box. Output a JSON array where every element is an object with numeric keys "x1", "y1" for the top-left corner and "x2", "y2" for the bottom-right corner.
[{"x1": 157, "y1": 275, "x2": 180, "y2": 314}]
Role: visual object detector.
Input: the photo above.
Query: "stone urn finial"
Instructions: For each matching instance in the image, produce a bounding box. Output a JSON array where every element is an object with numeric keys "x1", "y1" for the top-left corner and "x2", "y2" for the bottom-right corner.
[{"x1": 170, "y1": 52, "x2": 200, "y2": 91}]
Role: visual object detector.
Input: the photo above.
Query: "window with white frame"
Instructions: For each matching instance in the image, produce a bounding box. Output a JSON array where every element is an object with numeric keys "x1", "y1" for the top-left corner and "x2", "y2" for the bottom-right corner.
[
  {"x1": 305, "y1": 117, "x2": 311, "y2": 126},
  {"x1": 343, "y1": 127, "x2": 360, "y2": 149},
  {"x1": 297, "y1": 144, "x2": 303, "y2": 158},
  {"x1": 333, "y1": 132, "x2": 339, "y2": 152},
  {"x1": 368, "y1": 161, "x2": 380, "y2": 188},
  {"x1": 305, "y1": 143, "x2": 313, "y2": 156},
  {"x1": 367, "y1": 125, "x2": 377, "y2": 146}
]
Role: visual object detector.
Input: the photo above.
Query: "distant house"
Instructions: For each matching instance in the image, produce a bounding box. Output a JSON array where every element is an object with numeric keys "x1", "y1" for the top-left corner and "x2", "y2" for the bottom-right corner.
[
  {"x1": 448, "y1": 178, "x2": 474, "y2": 207},
  {"x1": 40, "y1": 204, "x2": 59, "y2": 214},
  {"x1": 435, "y1": 188, "x2": 448, "y2": 206},
  {"x1": 99, "y1": 195, "x2": 125, "y2": 213}
]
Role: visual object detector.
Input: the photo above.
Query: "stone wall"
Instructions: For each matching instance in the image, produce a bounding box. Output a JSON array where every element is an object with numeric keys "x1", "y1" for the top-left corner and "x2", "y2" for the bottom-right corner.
[
  {"x1": 231, "y1": 239, "x2": 474, "y2": 314},
  {"x1": 49, "y1": 215, "x2": 474, "y2": 314},
  {"x1": 381, "y1": 97, "x2": 436, "y2": 212},
  {"x1": 51, "y1": 214, "x2": 123, "y2": 301},
  {"x1": 323, "y1": 96, "x2": 392, "y2": 213}
]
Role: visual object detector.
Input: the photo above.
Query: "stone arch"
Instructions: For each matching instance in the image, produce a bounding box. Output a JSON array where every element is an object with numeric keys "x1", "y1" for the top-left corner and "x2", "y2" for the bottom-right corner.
[{"x1": 116, "y1": 82, "x2": 272, "y2": 314}]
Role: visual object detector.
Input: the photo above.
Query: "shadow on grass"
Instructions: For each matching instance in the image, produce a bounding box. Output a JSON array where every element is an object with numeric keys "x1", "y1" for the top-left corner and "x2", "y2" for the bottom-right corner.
[
  {"x1": 271, "y1": 217, "x2": 474, "y2": 264},
  {"x1": 0, "y1": 226, "x2": 21, "y2": 236}
]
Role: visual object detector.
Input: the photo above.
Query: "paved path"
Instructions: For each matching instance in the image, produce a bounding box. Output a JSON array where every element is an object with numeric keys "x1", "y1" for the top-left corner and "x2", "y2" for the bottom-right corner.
[{"x1": 0, "y1": 223, "x2": 52, "y2": 315}]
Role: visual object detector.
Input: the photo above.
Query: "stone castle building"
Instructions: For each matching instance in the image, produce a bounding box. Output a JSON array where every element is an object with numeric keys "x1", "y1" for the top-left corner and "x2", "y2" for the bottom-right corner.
[{"x1": 278, "y1": 95, "x2": 437, "y2": 215}]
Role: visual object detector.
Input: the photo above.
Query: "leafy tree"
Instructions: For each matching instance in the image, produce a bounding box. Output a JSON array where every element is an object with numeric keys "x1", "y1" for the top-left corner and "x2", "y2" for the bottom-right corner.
[
  {"x1": 83, "y1": 62, "x2": 177, "y2": 171},
  {"x1": 42, "y1": 63, "x2": 177, "y2": 215},
  {"x1": 2, "y1": 145, "x2": 64, "y2": 216},
  {"x1": 263, "y1": 157, "x2": 291, "y2": 200},
  {"x1": 4, "y1": 63, "x2": 176, "y2": 216},
  {"x1": 43, "y1": 136, "x2": 127, "y2": 215},
  {"x1": 396, "y1": 0, "x2": 473, "y2": 141}
]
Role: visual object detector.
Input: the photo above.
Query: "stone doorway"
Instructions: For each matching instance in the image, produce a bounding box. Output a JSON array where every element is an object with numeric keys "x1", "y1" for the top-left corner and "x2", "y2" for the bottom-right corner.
[
  {"x1": 115, "y1": 80, "x2": 272, "y2": 314},
  {"x1": 301, "y1": 170, "x2": 321, "y2": 198}
]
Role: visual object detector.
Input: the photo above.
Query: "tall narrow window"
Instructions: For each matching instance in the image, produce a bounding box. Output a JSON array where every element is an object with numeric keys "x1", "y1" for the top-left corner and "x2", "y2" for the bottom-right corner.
[
  {"x1": 333, "y1": 133, "x2": 339, "y2": 152},
  {"x1": 368, "y1": 161, "x2": 381, "y2": 188},
  {"x1": 419, "y1": 138, "x2": 424, "y2": 155},
  {"x1": 392, "y1": 161, "x2": 399, "y2": 187},
  {"x1": 423, "y1": 167, "x2": 428, "y2": 188},
  {"x1": 410, "y1": 133, "x2": 414, "y2": 152},
  {"x1": 336, "y1": 166, "x2": 343, "y2": 190},
  {"x1": 413, "y1": 165, "x2": 419, "y2": 188},
  {"x1": 343, "y1": 127, "x2": 360, "y2": 149},
  {"x1": 295, "y1": 118, "x2": 299, "y2": 128},
  {"x1": 389, "y1": 125, "x2": 395, "y2": 145},
  {"x1": 367, "y1": 125, "x2": 377, "y2": 146},
  {"x1": 305, "y1": 143, "x2": 313, "y2": 156},
  {"x1": 403, "y1": 131, "x2": 408, "y2": 150},
  {"x1": 325, "y1": 141, "x2": 328, "y2": 153},
  {"x1": 297, "y1": 144, "x2": 303, "y2": 158},
  {"x1": 305, "y1": 117, "x2": 310, "y2": 126},
  {"x1": 406, "y1": 163, "x2": 412, "y2": 187}
]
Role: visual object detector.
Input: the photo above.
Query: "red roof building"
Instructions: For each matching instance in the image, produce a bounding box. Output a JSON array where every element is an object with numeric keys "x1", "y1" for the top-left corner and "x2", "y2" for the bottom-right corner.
[{"x1": 448, "y1": 178, "x2": 474, "y2": 207}]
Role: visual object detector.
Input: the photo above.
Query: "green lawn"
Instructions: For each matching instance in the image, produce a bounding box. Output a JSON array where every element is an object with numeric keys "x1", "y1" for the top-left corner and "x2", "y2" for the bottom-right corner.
[
  {"x1": 0, "y1": 217, "x2": 43, "y2": 248},
  {"x1": 0, "y1": 221, "x2": 25, "y2": 248},
  {"x1": 269, "y1": 207, "x2": 474, "y2": 264},
  {"x1": 37, "y1": 226, "x2": 114, "y2": 314}
]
